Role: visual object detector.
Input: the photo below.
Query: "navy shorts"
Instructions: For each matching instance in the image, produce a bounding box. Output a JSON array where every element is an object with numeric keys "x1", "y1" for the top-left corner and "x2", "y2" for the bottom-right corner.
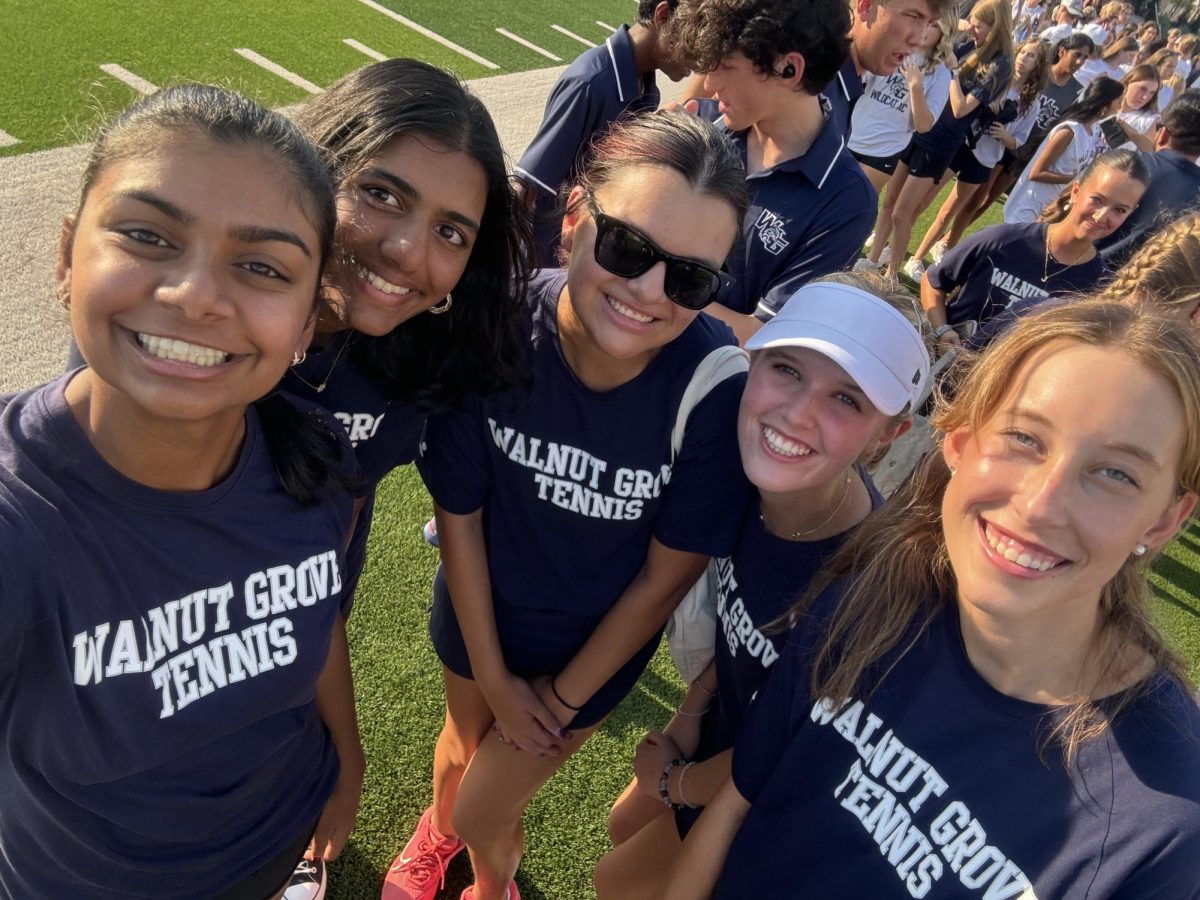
[
  {"x1": 949, "y1": 143, "x2": 992, "y2": 185},
  {"x1": 901, "y1": 140, "x2": 953, "y2": 182},
  {"x1": 429, "y1": 566, "x2": 661, "y2": 729},
  {"x1": 851, "y1": 148, "x2": 902, "y2": 176}
]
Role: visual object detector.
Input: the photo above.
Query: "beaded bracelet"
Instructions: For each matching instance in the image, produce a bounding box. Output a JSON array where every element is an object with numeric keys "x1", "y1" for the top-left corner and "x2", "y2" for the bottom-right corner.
[
  {"x1": 659, "y1": 759, "x2": 685, "y2": 810},
  {"x1": 677, "y1": 761, "x2": 699, "y2": 809}
]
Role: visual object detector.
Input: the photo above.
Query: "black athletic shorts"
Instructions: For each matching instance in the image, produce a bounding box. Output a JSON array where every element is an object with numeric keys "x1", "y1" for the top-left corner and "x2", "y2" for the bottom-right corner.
[
  {"x1": 851, "y1": 148, "x2": 902, "y2": 176},
  {"x1": 949, "y1": 143, "x2": 992, "y2": 184}
]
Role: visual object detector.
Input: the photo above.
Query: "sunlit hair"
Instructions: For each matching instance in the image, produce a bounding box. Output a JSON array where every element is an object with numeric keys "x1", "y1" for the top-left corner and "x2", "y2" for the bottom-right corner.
[
  {"x1": 961, "y1": 0, "x2": 1015, "y2": 89},
  {"x1": 784, "y1": 301, "x2": 1200, "y2": 766},
  {"x1": 1095, "y1": 211, "x2": 1200, "y2": 318},
  {"x1": 1101, "y1": 34, "x2": 1139, "y2": 64},
  {"x1": 564, "y1": 109, "x2": 748, "y2": 226},
  {"x1": 924, "y1": 5, "x2": 960, "y2": 74},
  {"x1": 1120, "y1": 63, "x2": 1162, "y2": 112},
  {"x1": 1014, "y1": 38, "x2": 1052, "y2": 115},
  {"x1": 1038, "y1": 148, "x2": 1149, "y2": 223}
]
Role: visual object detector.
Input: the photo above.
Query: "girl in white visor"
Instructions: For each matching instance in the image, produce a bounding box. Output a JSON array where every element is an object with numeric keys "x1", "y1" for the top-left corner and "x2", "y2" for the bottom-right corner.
[{"x1": 596, "y1": 272, "x2": 931, "y2": 900}]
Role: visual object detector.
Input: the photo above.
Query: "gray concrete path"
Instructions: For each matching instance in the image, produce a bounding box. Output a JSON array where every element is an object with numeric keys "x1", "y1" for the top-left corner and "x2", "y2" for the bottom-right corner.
[{"x1": 0, "y1": 67, "x2": 685, "y2": 392}]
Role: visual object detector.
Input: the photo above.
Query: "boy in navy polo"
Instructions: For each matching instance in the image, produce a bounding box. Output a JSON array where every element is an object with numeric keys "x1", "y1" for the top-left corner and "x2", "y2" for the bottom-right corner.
[
  {"x1": 676, "y1": 0, "x2": 950, "y2": 138},
  {"x1": 516, "y1": 1, "x2": 689, "y2": 265},
  {"x1": 670, "y1": 0, "x2": 877, "y2": 342}
]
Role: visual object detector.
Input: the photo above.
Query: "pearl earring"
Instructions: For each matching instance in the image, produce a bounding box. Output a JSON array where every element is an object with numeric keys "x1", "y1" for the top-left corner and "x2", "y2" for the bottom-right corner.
[{"x1": 1133, "y1": 543, "x2": 1148, "y2": 557}]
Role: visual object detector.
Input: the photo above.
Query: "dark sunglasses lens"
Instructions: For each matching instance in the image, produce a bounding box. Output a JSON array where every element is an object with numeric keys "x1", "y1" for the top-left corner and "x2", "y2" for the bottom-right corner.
[
  {"x1": 596, "y1": 220, "x2": 655, "y2": 277},
  {"x1": 666, "y1": 262, "x2": 720, "y2": 309}
]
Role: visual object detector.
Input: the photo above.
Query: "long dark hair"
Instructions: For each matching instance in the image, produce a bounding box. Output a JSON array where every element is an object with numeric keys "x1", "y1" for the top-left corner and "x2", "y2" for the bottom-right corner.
[
  {"x1": 77, "y1": 83, "x2": 353, "y2": 506},
  {"x1": 292, "y1": 59, "x2": 532, "y2": 413}
]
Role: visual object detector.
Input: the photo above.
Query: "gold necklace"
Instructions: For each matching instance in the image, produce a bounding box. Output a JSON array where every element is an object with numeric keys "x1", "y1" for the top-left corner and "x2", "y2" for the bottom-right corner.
[
  {"x1": 290, "y1": 332, "x2": 353, "y2": 394},
  {"x1": 760, "y1": 474, "x2": 853, "y2": 541},
  {"x1": 1042, "y1": 227, "x2": 1081, "y2": 283}
]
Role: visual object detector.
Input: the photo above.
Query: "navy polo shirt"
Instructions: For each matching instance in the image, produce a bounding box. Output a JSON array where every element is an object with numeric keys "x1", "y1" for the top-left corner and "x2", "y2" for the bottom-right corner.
[
  {"x1": 822, "y1": 55, "x2": 866, "y2": 138},
  {"x1": 696, "y1": 99, "x2": 876, "y2": 321},
  {"x1": 1098, "y1": 149, "x2": 1200, "y2": 267},
  {"x1": 516, "y1": 24, "x2": 661, "y2": 266}
]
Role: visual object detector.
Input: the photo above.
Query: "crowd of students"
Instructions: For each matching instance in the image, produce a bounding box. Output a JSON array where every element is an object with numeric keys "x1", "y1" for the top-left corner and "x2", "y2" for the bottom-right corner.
[{"x1": 2, "y1": 1, "x2": 1200, "y2": 899}]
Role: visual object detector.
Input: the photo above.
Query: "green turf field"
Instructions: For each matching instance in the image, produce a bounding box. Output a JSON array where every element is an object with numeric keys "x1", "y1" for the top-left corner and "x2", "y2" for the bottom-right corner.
[
  {"x1": 6, "y1": 4, "x2": 1200, "y2": 897},
  {"x1": 0, "y1": 0, "x2": 633, "y2": 154}
]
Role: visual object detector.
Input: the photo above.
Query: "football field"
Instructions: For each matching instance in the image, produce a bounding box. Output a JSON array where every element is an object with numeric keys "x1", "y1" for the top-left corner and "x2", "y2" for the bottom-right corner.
[{"x1": 2, "y1": 3, "x2": 1199, "y2": 898}]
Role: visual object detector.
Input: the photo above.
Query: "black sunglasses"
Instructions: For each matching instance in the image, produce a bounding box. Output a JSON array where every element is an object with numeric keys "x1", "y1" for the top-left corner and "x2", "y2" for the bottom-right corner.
[{"x1": 586, "y1": 198, "x2": 732, "y2": 310}]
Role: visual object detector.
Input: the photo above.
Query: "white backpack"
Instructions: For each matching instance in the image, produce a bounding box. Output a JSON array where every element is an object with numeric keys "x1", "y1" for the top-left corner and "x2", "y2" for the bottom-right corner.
[{"x1": 664, "y1": 344, "x2": 749, "y2": 683}]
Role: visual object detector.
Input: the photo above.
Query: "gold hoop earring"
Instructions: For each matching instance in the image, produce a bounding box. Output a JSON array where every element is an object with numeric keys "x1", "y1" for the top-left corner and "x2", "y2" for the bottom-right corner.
[
  {"x1": 291, "y1": 349, "x2": 307, "y2": 366},
  {"x1": 428, "y1": 293, "x2": 453, "y2": 315}
]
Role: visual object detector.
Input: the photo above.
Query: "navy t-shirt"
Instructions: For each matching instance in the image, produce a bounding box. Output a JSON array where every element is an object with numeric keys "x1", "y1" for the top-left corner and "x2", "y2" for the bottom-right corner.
[
  {"x1": 916, "y1": 42, "x2": 1012, "y2": 158},
  {"x1": 719, "y1": 595, "x2": 1200, "y2": 899},
  {"x1": 1098, "y1": 149, "x2": 1200, "y2": 267},
  {"x1": 695, "y1": 99, "x2": 876, "y2": 321},
  {"x1": 417, "y1": 269, "x2": 750, "y2": 676},
  {"x1": 928, "y1": 222, "x2": 1108, "y2": 338},
  {"x1": 285, "y1": 334, "x2": 426, "y2": 611},
  {"x1": 516, "y1": 24, "x2": 661, "y2": 266},
  {"x1": 0, "y1": 376, "x2": 352, "y2": 899}
]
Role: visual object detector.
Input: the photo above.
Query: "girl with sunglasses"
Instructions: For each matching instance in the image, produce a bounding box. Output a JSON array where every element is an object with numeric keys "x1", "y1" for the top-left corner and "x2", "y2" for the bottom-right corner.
[
  {"x1": 664, "y1": 299, "x2": 1200, "y2": 899},
  {"x1": 387, "y1": 111, "x2": 751, "y2": 900},
  {"x1": 594, "y1": 273, "x2": 929, "y2": 900}
]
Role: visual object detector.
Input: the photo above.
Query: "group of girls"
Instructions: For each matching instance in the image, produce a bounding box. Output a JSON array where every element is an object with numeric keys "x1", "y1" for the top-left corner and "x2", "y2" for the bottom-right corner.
[
  {"x1": 861, "y1": 0, "x2": 1017, "y2": 281},
  {"x1": 3, "y1": 38, "x2": 1200, "y2": 900}
]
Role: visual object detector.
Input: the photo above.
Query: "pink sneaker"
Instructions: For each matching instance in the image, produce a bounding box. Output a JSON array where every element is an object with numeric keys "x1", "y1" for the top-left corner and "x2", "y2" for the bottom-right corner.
[
  {"x1": 382, "y1": 807, "x2": 464, "y2": 900},
  {"x1": 459, "y1": 883, "x2": 520, "y2": 900}
]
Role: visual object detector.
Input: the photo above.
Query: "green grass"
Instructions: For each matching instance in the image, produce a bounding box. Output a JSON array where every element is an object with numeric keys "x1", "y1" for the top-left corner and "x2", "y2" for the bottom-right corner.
[{"x1": 0, "y1": 0, "x2": 635, "y2": 155}]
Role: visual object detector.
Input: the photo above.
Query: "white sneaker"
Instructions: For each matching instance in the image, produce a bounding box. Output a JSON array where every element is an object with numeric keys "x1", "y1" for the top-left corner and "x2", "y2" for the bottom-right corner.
[
  {"x1": 863, "y1": 231, "x2": 875, "y2": 252},
  {"x1": 929, "y1": 239, "x2": 948, "y2": 264},
  {"x1": 284, "y1": 858, "x2": 327, "y2": 900},
  {"x1": 852, "y1": 257, "x2": 879, "y2": 272},
  {"x1": 878, "y1": 246, "x2": 892, "y2": 268},
  {"x1": 903, "y1": 258, "x2": 926, "y2": 281}
]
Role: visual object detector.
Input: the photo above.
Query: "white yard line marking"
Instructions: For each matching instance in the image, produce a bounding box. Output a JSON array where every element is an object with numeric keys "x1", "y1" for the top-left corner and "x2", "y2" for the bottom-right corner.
[
  {"x1": 354, "y1": 0, "x2": 499, "y2": 70},
  {"x1": 551, "y1": 24, "x2": 596, "y2": 47},
  {"x1": 344, "y1": 38, "x2": 388, "y2": 61},
  {"x1": 595, "y1": 21, "x2": 617, "y2": 32},
  {"x1": 496, "y1": 28, "x2": 561, "y2": 61},
  {"x1": 99, "y1": 63, "x2": 158, "y2": 95},
  {"x1": 0, "y1": 129, "x2": 20, "y2": 149},
  {"x1": 234, "y1": 49, "x2": 323, "y2": 93}
]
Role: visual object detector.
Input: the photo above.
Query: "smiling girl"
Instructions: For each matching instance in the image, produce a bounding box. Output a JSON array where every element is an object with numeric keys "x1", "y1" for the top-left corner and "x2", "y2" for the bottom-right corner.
[
  {"x1": 0, "y1": 85, "x2": 361, "y2": 899},
  {"x1": 287, "y1": 59, "x2": 531, "y2": 608},
  {"x1": 384, "y1": 111, "x2": 751, "y2": 900},
  {"x1": 663, "y1": 299, "x2": 1200, "y2": 899},
  {"x1": 924, "y1": 149, "x2": 1148, "y2": 353},
  {"x1": 594, "y1": 273, "x2": 929, "y2": 900}
]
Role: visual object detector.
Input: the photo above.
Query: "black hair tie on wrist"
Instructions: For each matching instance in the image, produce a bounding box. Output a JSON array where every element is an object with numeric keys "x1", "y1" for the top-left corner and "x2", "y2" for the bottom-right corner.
[{"x1": 551, "y1": 678, "x2": 585, "y2": 711}]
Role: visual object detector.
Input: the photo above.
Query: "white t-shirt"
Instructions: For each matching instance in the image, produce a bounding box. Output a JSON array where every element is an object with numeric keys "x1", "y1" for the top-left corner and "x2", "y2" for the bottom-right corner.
[
  {"x1": 1083, "y1": 23, "x2": 1110, "y2": 46},
  {"x1": 973, "y1": 89, "x2": 1041, "y2": 167},
  {"x1": 1119, "y1": 107, "x2": 1160, "y2": 134},
  {"x1": 848, "y1": 63, "x2": 952, "y2": 158},
  {"x1": 1004, "y1": 120, "x2": 1099, "y2": 223},
  {"x1": 1159, "y1": 84, "x2": 1175, "y2": 112},
  {"x1": 1176, "y1": 58, "x2": 1193, "y2": 81},
  {"x1": 1075, "y1": 58, "x2": 1120, "y2": 87}
]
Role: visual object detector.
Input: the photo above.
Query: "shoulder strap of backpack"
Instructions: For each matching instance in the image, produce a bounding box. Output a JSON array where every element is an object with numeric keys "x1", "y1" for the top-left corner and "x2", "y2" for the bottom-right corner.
[{"x1": 670, "y1": 345, "x2": 749, "y2": 462}]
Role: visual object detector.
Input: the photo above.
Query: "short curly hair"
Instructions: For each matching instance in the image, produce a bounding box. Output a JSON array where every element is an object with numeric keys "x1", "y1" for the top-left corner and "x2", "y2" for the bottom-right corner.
[{"x1": 669, "y1": 0, "x2": 851, "y2": 95}]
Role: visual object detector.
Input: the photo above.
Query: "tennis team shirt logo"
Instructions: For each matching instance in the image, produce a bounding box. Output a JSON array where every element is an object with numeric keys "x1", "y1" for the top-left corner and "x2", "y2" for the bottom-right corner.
[
  {"x1": 70, "y1": 550, "x2": 342, "y2": 719},
  {"x1": 754, "y1": 209, "x2": 791, "y2": 256},
  {"x1": 814, "y1": 697, "x2": 1036, "y2": 899}
]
